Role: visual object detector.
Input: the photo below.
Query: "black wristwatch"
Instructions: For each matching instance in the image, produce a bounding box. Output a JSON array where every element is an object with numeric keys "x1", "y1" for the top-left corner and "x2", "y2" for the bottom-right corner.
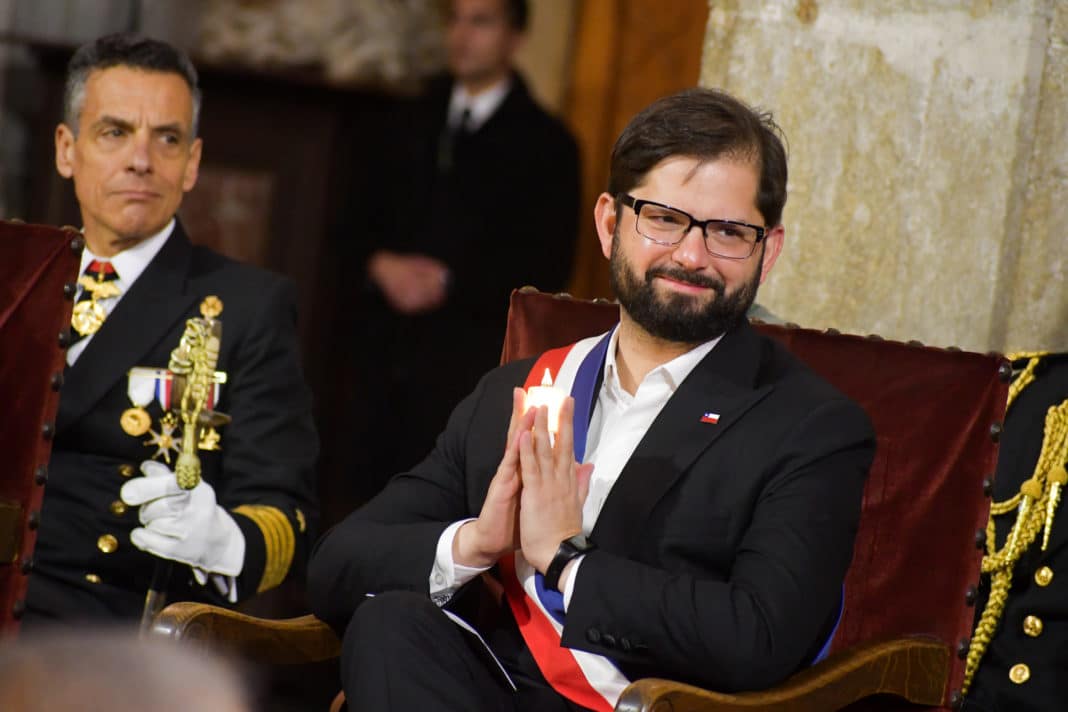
[{"x1": 544, "y1": 534, "x2": 596, "y2": 592}]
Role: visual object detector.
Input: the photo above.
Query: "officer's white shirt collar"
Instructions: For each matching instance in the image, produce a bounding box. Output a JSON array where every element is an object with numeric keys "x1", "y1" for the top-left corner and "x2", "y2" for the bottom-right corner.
[
  {"x1": 447, "y1": 76, "x2": 512, "y2": 132},
  {"x1": 77, "y1": 217, "x2": 176, "y2": 288},
  {"x1": 68, "y1": 219, "x2": 175, "y2": 365}
]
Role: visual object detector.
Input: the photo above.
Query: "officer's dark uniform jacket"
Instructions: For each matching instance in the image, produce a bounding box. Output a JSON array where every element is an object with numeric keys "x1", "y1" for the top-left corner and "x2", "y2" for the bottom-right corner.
[
  {"x1": 967, "y1": 353, "x2": 1068, "y2": 712},
  {"x1": 25, "y1": 223, "x2": 319, "y2": 623}
]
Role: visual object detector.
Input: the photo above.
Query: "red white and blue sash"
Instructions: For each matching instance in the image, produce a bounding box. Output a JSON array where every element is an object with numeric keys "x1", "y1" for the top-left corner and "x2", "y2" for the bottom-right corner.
[{"x1": 500, "y1": 330, "x2": 630, "y2": 711}]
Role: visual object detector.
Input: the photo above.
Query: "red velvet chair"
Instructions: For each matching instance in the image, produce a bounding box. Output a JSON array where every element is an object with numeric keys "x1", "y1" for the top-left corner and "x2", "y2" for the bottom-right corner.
[
  {"x1": 154, "y1": 288, "x2": 1009, "y2": 711},
  {"x1": 0, "y1": 220, "x2": 82, "y2": 635}
]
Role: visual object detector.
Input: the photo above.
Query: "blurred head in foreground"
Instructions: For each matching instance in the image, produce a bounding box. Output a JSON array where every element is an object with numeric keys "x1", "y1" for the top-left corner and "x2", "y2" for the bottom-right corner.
[{"x1": 0, "y1": 628, "x2": 250, "y2": 712}]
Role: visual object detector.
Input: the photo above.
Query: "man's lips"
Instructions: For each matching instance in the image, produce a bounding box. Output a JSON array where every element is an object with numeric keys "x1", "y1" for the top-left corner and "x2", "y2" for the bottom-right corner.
[
  {"x1": 649, "y1": 270, "x2": 723, "y2": 294},
  {"x1": 112, "y1": 189, "x2": 160, "y2": 200}
]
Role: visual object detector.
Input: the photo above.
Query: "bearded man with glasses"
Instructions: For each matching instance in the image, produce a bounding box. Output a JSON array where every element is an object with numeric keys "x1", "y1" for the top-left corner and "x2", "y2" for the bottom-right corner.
[{"x1": 309, "y1": 88, "x2": 875, "y2": 712}]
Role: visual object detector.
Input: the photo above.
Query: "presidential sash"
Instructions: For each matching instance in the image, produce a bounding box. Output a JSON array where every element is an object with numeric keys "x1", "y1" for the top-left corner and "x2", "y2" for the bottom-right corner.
[{"x1": 500, "y1": 330, "x2": 631, "y2": 712}]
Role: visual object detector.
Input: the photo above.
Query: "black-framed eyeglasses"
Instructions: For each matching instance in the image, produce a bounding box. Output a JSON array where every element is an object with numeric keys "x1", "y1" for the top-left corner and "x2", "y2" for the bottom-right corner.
[{"x1": 619, "y1": 194, "x2": 766, "y2": 260}]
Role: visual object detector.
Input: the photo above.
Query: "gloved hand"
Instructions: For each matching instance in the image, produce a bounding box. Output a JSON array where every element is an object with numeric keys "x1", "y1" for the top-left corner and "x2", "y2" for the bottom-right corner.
[{"x1": 121, "y1": 460, "x2": 245, "y2": 579}]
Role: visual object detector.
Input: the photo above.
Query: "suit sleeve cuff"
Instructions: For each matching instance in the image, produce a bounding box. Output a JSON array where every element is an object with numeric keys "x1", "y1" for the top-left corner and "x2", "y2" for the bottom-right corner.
[
  {"x1": 429, "y1": 519, "x2": 488, "y2": 605},
  {"x1": 561, "y1": 555, "x2": 585, "y2": 611}
]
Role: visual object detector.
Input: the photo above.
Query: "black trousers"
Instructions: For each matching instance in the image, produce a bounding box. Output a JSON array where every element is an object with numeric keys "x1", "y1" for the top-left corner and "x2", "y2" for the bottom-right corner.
[{"x1": 341, "y1": 590, "x2": 583, "y2": 711}]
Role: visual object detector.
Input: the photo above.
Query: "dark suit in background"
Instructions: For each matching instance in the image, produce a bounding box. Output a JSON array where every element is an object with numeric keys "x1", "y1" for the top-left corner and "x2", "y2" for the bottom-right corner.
[
  {"x1": 342, "y1": 72, "x2": 580, "y2": 502},
  {"x1": 25, "y1": 223, "x2": 319, "y2": 623},
  {"x1": 309, "y1": 321, "x2": 874, "y2": 699}
]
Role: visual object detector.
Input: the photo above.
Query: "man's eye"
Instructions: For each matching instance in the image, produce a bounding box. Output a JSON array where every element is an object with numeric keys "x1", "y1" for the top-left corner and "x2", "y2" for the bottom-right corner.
[
  {"x1": 648, "y1": 212, "x2": 684, "y2": 226},
  {"x1": 711, "y1": 224, "x2": 747, "y2": 240},
  {"x1": 103, "y1": 128, "x2": 124, "y2": 138}
]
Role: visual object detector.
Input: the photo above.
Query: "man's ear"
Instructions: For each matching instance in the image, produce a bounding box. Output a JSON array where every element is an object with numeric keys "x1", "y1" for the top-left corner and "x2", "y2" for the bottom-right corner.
[
  {"x1": 758, "y1": 224, "x2": 785, "y2": 284},
  {"x1": 182, "y1": 137, "x2": 203, "y2": 192},
  {"x1": 55, "y1": 124, "x2": 76, "y2": 179},
  {"x1": 593, "y1": 193, "x2": 617, "y2": 260}
]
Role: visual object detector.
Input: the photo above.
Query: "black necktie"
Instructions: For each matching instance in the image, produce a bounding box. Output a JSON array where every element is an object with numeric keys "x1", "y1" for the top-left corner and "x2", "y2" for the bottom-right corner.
[{"x1": 438, "y1": 108, "x2": 473, "y2": 174}]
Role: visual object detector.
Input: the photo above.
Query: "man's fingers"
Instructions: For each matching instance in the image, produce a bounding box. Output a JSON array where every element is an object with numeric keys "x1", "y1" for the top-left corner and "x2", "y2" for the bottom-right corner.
[
  {"x1": 531, "y1": 406, "x2": 554, "y2": 478},
  {"x1": 517, "y1": 430, "x2": 539, "y2": 486},
  {"x1": 554, "y1": 397, "x2": 576, "y2": 475},
  {"x1": 138, "y1": 492, "x2": 191, "y2": 525},
  {"x1": 140, "y1": 460, "x2": 174, "y2": 479},
  {"x1": 576, "y1": 462, "x2": 595, "y2": 505},
  {"x1": 120, "y1": 473, "x2": 183, "y2": 506},
  {"x1": 505, "y1": 388, "x2": 525, "y2": 445},
  {"x1": 130, "y1": 527, "x2": 190, "y2": 564}
]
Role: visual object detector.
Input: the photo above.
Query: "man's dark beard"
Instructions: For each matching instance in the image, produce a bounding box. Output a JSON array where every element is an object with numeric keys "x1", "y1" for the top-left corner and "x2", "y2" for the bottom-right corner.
[{"x1": 609, "y1": 229, "x2": 761, "y2": 344}]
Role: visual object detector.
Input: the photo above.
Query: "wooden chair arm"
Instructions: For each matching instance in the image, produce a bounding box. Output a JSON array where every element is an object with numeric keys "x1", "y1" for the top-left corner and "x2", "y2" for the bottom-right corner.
[
  {"x1": 614, "y1": 637, "x2": 949, "y2": 712},
  {"x1": 151, "y1": 602, "x2": 341, "y2": 665}
]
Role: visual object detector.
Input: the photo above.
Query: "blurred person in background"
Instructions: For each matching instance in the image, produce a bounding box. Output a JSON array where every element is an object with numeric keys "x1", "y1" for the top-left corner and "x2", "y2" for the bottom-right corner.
[{"x1": 340, "y1": 0, "x2": 581, "y2": 502}]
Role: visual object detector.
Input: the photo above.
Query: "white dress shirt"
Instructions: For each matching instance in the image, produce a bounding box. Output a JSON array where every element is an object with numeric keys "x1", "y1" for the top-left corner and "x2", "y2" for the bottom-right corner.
[
  {"x1": 446, "y1": 77, "x2": 512, "y2": 132},
  {"x1": 429, "y1": 327, "x2": 722, "y2": 608},
  {"x1": 67, "y1": 219, "x2": 175, "y2": 366}
]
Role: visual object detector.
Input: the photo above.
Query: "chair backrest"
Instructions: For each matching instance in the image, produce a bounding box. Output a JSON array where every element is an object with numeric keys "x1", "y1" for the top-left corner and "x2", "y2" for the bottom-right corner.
[
  {"x1": 502, "y1": 288, "x2": 1008, "y2": 708},
  {"x1": 0, "y1": 221, "x2": 81, "y2": 634}
]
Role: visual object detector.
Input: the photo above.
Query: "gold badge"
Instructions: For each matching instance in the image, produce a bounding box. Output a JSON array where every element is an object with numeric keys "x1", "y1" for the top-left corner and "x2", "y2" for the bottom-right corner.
[
  {"x1": 200, "y1": 295, "x2": 223, "y2": 319},
  {"x1": 199, "y1": 426, "x2": 221, "y2": 451},
  {"x1": 71, "y1": 277, "x2": 121, "y2": 336},
  {"x1": 119, "y1": 407, "x2": 152, "y2": 436},
  {"x1": 71, "y1": 300, "x2": 108, "y2": 336},
  {"x1": 144, "y1": 412, "x2": 183, "y2": 464}
]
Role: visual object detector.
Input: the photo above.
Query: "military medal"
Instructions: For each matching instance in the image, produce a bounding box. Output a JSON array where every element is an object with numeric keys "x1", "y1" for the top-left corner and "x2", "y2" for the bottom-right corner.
[
  {"x1": 122, "y1": 367, "x2": 170, "y2": 437},
  {"x1": 120, "y1": 407, "x2": 152, "y2": 436},
  {"x1": 71, "y1": 272, "x2": 121, "y2": 336},
  {"x1": 144, "y1": 412, "x2": 182, "y2": 464},
  {"x1": 71, "y1": 299, "x2": 108, "y2": 336}
]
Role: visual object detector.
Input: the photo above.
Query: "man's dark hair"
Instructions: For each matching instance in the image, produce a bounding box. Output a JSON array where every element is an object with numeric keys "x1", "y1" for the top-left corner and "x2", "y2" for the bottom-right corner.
[
  {"x1": 608, "y1": 88, "x2": 788, "y2": 228},
  {"x1": 505, "y1": 0, "x2": 529, "y2": 32},
  {"x1": 64, "y1": 33, "x2": 202, "y2": 137}
]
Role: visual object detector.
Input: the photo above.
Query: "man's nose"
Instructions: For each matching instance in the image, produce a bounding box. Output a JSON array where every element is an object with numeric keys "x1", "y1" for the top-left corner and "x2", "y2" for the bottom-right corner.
[
  {"x1": 671, "y1": 225, "x2": 711, "y2": 269},
  {"x1": 127, "y1": 133, "x2": 152, "y2": 174}
]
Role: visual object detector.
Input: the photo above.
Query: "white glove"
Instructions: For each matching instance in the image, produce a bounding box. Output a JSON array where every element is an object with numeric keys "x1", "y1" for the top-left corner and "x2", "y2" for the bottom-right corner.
[{"x1": 121, "y1": 460, "x2": 246, "y2": 581}]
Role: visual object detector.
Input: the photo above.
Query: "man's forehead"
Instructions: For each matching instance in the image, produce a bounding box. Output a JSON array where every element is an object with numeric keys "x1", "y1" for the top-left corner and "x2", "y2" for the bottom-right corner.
[
  {"x1": 452, "y1": 0, "x2": 507, "y2": 20},
  {"x1": 81, "y1": 66, "x2": 193, "y2": 123},
  {"x1": 635, "y1": 154, "x2": 760, "y2": 187}
]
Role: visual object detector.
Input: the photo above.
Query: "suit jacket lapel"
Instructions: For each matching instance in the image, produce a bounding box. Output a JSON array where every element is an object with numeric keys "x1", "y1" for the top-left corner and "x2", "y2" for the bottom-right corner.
[
  {"x1": 58, "y1": 224, "x2": 196, "y2": 432},
  {"x1": 591, "y1": 322, "x2": 774, "y2": 555}
]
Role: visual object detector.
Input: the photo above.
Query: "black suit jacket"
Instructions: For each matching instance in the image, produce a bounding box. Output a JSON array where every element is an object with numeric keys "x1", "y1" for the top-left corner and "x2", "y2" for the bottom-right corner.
[
  {"x1": 343, "y1": 72, "x2": 583, "y2": 496},
  {"x1": 309, "y1": 322, "x2": 874, "y2": 693},
  {"x1": 26, "y1": 223, "x2": 319, "y2": 623}
]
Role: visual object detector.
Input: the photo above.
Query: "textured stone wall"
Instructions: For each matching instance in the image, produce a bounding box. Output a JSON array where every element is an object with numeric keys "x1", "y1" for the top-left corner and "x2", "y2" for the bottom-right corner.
[{"x1": 701, "y1": 0, "x2": 1067, "y2": 352}]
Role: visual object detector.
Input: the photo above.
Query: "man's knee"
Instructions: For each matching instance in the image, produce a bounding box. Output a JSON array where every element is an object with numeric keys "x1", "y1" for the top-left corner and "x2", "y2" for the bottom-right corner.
[{"x1": 343, "y1": 590, "x2": 441, "y2": 653}]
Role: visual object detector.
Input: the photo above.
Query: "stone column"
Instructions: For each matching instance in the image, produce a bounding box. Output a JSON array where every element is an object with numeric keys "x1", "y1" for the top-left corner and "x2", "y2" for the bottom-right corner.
[{"x1": 701, "y1": 0, "x2": 1067, "y2": 352}]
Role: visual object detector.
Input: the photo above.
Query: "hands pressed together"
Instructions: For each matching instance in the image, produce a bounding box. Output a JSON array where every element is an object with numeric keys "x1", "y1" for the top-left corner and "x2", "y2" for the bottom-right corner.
[{"x1": 453, "y1": 388, "x2": 594, "y2": 581}]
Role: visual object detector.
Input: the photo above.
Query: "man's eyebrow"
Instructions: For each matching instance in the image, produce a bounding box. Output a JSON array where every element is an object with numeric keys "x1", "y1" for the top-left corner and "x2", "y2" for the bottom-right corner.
[
  {"x1": 92, "y1": 115, "x2": 136, "y2": 132},
  {"x1": 90, "y1": 116, "x2": 186, "y2": 137},
  {"x1": 151, "y1": 122, "x2": 186, "y2": 137}
]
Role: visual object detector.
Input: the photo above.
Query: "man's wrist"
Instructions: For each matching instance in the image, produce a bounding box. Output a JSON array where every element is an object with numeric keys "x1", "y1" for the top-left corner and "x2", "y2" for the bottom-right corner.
[
  {"x1": 558, "y1": 558, "x2": 580, "y2": 593},
  {"x1": 544, "y1": 534, "x2": 595, "y2": 591},
  {"x1": 452, "y1": 520, "x2": 497, "y2": 569}
]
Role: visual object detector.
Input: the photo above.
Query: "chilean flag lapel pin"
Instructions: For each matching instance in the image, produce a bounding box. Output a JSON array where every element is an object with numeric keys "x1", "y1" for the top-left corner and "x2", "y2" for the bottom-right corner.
[{"x1": 700, "y1": 411, "x2": 720, "y2": 424}]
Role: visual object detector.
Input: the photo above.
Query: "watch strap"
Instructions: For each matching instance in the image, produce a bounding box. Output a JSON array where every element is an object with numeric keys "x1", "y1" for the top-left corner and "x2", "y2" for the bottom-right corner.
[{"x1": 544, "y1": 535, "x2": 595, "y2": 592}]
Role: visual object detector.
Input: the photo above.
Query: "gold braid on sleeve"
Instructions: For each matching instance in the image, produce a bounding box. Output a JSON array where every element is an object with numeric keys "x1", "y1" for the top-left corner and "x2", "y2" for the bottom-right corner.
[
  {"x1": 963, "y1": 352, "x2": 1068, "y2": 693},
  {"x1": 232, "y1": 505, "x2": 296, "y2": 593}
]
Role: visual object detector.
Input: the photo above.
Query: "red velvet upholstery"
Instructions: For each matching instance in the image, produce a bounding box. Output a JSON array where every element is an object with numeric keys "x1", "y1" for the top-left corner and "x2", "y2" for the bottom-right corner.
[
  {"x1": 503, "y1": 288, "x2": 1009, "y2": 710},
  {"x1": 0, "y1": 221, "x2": 81, "y2": 634}
]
